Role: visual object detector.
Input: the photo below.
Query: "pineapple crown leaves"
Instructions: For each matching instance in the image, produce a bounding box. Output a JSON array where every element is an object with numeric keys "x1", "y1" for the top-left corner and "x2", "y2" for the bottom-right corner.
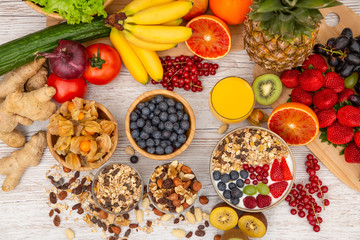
[{"x1": 249, "y1": 0, "x2": 342, "y2": 41}]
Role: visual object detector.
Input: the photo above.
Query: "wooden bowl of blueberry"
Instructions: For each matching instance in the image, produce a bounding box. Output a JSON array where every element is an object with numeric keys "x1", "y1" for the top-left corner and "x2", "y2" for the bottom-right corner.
[{"x1": 125, "y1": 90, "x2": 196, "y2": 160}]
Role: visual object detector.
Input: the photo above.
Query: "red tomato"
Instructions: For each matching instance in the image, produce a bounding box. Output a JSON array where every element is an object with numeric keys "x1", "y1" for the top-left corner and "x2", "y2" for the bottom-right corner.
[
  {"x1": 47, "y1": 73, "x2": 87, "y2": 103},
  {"x1": 83, "y1": 43, "x2": 121, "y2": 85}
]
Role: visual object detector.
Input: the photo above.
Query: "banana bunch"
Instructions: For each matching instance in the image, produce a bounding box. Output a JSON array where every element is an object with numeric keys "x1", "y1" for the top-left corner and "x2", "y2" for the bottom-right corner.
[{"x1": 107, "y1": 0, "x2": 193, "y2": 84}]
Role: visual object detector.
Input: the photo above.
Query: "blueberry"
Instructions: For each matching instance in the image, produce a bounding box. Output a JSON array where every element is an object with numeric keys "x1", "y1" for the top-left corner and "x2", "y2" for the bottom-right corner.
[
  {"x1": 130, "y1": 155, "x2": 138, "y2": 163},
  {"x1": 229, "y1": 171, "x2": 240, "y2": 180},
  {"x1": 158, "y1": 122, "x2": 165, "y2": 130},
  {"x1": 131, "y1": 129, "x2": 139, "y2": 138},
  {"x1": 175, "y1": 102, "x2": 184, "y2": 111},
  {"x1": 220, "y1": 174, "x2": 230, "y2": 183},
  {"x1": 213, "y1": 171, "x2": 221, "y2": 180},
  {"x1": 236, "y1": 179, "x2": 244, "y2": 188},
  {"x1": 141, "y1": 107, "x2": 150, "y2": 116},
  {"x1": 240, "y1": 170, "x2": 249, "y2": 179},
  {"x1": 160, "y1": 141, "x2": 168, "y2": 148},
  {"x1": 144, "y1": 102, "x2": 149, "y2": 106},
  {"x1": 162, "y1": 130, "x2": 171, "y2": 139},
  {"x1": 228, "y1": 182, "x2": 237, "y2": 190},
  {"x1": 147, "y1": 147, "x2": 155, "y2": 154},
  {"x1": 168, "y1": 114, "x2": 178, "y2": 123},
  {"x1": 134, "y1": 109, "x2": 141, "y2": 115},
  {"x1": 180, "y1": 120, "x2": 190, "y2": 130},
  {"x1": 137, "y1": 140, "x2": 146, "y2": 149},
  {"x1": 165, "y1": 145, "x2": 173, "y2": 154},
  {"x1": 176, "y1": 128, "x2": 185, "y2": 135},
  {"x1": 140, "y1": 131, "x2": 149, "y2": 140},
  {"x1": 164, "y1": 121, "x2": 173, "y2": 131},
  {"x1": 168, "y1": 106, "x2": 177, "y2": 114},
  {"x1": 230, "y1": 197, "x2": 240, "y2": 205},
  {"x1": 217, "y1": 182, "x2": 226, "y2": 191},
  {"x1": 151, "y1": 116, "x2": 160, "y2": 126},
  {"x1": 137, "y1": 102, "x2": 145, "y2": 110},
  {"x1": 136, "y1": 118, "x2": 145, "y2": 128},
  {"x1": 154, "y1": 138, "x2": 161, "y2": 146},
  {"x1": 152, "y1": 131, "x2": 161, "y2": 139},
  {"x1": 231, "y1": 188, "x2": 243, "y2": 198},
  {"x1": 165, "y1": 140, "x2": 172, "y2": 146},
  {"x1": 177, "y1": 134, "x2": 187, "y2": 143},
  {"x1": 130, "y1": 121, "x2": 138, "y2": 130},
  {"x1": 174, "y1": 141, "x2": 182, "y2": 148},
  {"x1": 145, "y1": 125, "x2": 155, "y2": 134},
  {"x1": 166, "y1": 98, "x2": 176, "y2": 107},
  {"x1": 130, "y1": 112, "x2": 139, "y2": 121},
  {"x1": 177, "y1": 111, "x2": 184, "y2": 120},
  {"x1": 150, "y1": 98, "x2": 157, "y2": 104},
  {"x1": 154, "y1": 108, "x2": 161, "y2": 116},
  {"x1": 158, "y1": 102, "x2": 168, "y2": 111},
  {"x1": 155, "y1": 95, "x2": 164, "y2": 103},
  {"x1": 223, "y1": 190, "x2": 231, "y2": 199},
  {"x1": 159, "y1": 112, "x2": 168, "y2": 122},
  {"x1": 146, "y1": 138, "x2": 155, "y2": 147},
  {"x1": 149, "y1": 113, "x2": 154, "y2": 119},
  {"x1": 183, "y1": 113, "x2": 189, "y2": 121},
  {"x1": 155, "y1": 146, "x2": 165, "y2": 155},
  {"x1": 173, "y1": 122, "x2": 180, "y2": 131},
  {"x1": 148, "y1": 103, "x2": 156, "y2": 111},
  {"x1": 169, "y1": 132, "x2": 178, "y2": 142}
]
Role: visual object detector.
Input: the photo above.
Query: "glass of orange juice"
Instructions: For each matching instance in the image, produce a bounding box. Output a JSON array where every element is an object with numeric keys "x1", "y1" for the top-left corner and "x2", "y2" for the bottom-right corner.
[{"x1": 209, "y1": 77, "x2": 255, "y2": 124}]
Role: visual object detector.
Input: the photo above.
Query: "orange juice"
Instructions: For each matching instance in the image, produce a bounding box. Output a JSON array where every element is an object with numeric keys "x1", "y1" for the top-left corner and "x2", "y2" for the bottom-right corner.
[{"x1": 209, "y1": 77, "x2": 254, "y2": 124}]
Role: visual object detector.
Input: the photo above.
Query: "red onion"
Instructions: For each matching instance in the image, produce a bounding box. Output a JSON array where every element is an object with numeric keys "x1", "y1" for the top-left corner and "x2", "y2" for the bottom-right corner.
[{"x1": 39, "y1": 40, "x2": 87, "y2": 79}]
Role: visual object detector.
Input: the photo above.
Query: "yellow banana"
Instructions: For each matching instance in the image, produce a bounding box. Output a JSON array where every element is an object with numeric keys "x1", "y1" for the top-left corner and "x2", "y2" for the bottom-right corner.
[
  {"x1": 125, "y1": 1, "x2": 193, "y2": 25},
  {"x1": 123, "y1": 0, "x2": 174, "y2": 16},
  {"x1": 109, "y1": 28, "x2": 149, "y2": 85},
  {"x1": 162, "y1": 18, "x2": 183, "y2": 26},
  {"x1": 123, "y1": 30, "x2": 177, "y2": 51},
  {"x1": 129, "y1": 43, "x2": 164, "y2": 82},
  {"x1": 124, "y1": 24, "x2": 193, "y2": 44}
]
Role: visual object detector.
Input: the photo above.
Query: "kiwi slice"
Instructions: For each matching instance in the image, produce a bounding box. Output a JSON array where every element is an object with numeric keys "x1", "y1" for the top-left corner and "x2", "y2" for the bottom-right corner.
[
  {"x1": 238, "y1": 212, "x2": 268, "y2": 238},
  {"x1": 221, "y1": 229, "x2": 249, "y2": 240},
  {"x1": 252, "y1": 74, "x2": 282, "y2": 105},
  {"x1": 210, "y1": 202, "x2": 239, "y2": 231}
]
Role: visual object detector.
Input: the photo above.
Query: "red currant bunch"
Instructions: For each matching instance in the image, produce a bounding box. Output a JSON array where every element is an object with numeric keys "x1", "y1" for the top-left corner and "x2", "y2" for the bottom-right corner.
[
  {"x1": 151, "y1": 55, "x2": 219, "y2": 92},
  {"x1": 243, "y1": 164, "x2": 270, "y2": 185}
]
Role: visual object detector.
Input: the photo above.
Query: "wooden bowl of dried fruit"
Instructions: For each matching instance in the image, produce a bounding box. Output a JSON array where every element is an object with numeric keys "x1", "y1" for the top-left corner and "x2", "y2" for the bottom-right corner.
[
  {"x1": 46, "y1": 98, "x2": 118, "y2": 171},
  {"x1": 125, "y1": 89, "x2": 196, "y2": 161}
]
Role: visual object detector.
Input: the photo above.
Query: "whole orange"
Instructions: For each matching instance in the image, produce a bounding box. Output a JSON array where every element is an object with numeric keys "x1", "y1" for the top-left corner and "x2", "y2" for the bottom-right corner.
[{"x1": 209, "y1": 0, "x2": 253, "y2": 25}]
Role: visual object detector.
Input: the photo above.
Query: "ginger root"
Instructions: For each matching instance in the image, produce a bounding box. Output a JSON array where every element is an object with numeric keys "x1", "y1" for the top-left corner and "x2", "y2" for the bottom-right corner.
[
  {"x1": 0, "y1": 131, "x2": 46, "y2": 191},
  {"x1": 25, "y1": 66, "x2": 48, "y2": 92},
  {"x1": 0, "y1": 130, "x2": 27, "y2": 148}
]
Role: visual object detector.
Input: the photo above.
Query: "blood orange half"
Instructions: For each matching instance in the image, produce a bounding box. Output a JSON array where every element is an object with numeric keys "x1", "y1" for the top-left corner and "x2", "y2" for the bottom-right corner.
[
  {"x1": 185, "y1": 15, "x2": 231, "y2": 59},
  {"x1": 268, "y1": 102, "x2": 319, "y2": 146}
]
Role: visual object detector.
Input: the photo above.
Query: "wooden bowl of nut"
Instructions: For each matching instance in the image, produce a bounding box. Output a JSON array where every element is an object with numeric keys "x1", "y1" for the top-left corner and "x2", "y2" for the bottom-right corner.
[
  {"x1": 125, "y1": 89, "x2": 196, "y2": 160},
  {"x1": 46, "y1": 98, "x2": 118, "y2": 171},
  {"x1": 24, "y1": 0, "x2": 114, "y2": 21}
]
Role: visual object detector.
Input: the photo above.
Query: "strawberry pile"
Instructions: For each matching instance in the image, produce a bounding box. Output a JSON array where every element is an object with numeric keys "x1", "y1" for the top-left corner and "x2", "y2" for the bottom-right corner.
[
  {"x1": 268, "y1": 157, "x2": 293, "y2": 198},
  {"x1": 281, "y1": 53, "x2": 360, "y2": 163}
]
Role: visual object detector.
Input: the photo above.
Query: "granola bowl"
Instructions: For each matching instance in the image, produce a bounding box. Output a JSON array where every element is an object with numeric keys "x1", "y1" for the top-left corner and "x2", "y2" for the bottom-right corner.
[
  {"x1": 148, "y1": 160, "x2": 202, "y2": 214},
  {"x1": 210, "y1": 126, "x2": 295, "y2": 212},
  {"x1": 91, "y1": 163, "x2": 143, "y2": 215}
]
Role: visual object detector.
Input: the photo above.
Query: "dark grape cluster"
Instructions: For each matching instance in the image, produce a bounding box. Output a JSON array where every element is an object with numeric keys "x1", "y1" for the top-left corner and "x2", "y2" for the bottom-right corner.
[{"x1": 151, "y1": 55, "x2": 219, "y2": 92}]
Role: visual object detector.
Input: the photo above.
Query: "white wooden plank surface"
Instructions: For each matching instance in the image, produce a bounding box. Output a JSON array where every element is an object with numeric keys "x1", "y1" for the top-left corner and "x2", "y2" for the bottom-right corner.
[{"x1": 0, "y1": 1, "x2": 360, "y2": 240}]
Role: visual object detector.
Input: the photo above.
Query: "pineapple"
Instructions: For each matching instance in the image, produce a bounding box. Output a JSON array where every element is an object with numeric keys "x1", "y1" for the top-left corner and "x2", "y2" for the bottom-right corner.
[{"x1": 244, "y1": 0, "x2": 341, "y2": 72}]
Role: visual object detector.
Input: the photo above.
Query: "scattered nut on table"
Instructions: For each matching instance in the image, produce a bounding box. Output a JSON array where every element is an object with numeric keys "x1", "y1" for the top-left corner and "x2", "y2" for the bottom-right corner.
[
  {"x1": 65, "y1": 228, "x2": 75, "y2": 240},
  {"x1": 218, "y1": 124, "x2": 229, "y2": 134},
  {"x1": 124, "y1": 145, "x2": 135, "y2": 156}
]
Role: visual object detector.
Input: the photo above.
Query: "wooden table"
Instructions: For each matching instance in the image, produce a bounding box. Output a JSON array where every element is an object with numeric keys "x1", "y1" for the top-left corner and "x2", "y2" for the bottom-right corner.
[{"x1": 1, "y1": 1, "x2": 360, "y2": 239}]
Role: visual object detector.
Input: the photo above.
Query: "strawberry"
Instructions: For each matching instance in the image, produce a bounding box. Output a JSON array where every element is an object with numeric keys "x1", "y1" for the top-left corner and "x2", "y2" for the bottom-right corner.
[
  {"x1": 316, "y1": 109, "x2": 337, "y2": 128},
  {"x1": 280, "y1": 157, "x2": 292, "y2": 181},
  {"x1": 299, "y1": 69, "x2": 325, "y2": 92},
  {"x1": 256, "y1": 194, "x2": 272, "y2": 208},
  {"x1": 313, "y1": 88, "x2": 338, "y2": 110},
  {"x1": 324, "y1": 72, "x2": 345, "y2": 93},
  {"x1": 344, "y1": 141, "x2": 360, "y2": 163},
  {"x1": 270, "y1": 159, "x2": 284, "y2": 181},
  {"x1": 291, "y1": 86, "x2": 313, "y2": 106},
  {"x1": 326, "y1": 121, "x2": 354, "y2": 145},
  {"x1": 354, "y1": 132, "x2": 360, "y2": 148},
  {"x1": 243, "y1": 196, "x2": 257, "y2": 209},
  {"x1": 302, "y1": 54, "x2": 327, "y2": 73},
  {"x1": 280, "y1": 69, "x2": 300, "y2": 88},
  {"x1": 337, "y1": 88, "x2": 354, "y2": 104},
  {"x1": 337, "y1": 105, "x2": 360, "y2": 127},
  {"x1": 269, "y1": 181, "x2": 288, "y2": 199}
]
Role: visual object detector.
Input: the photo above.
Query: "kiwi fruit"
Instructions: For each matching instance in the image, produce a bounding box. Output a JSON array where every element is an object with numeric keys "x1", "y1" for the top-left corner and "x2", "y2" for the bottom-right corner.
[
  {"x1": 252, "y1": 74, "x2": 282, "y2": 105},
  {"x1": 210, "y1": 202, "x2": 239, "y2": 231},
  {"x1": 221, "y1": 229, "x2": 249, "y2": 240},
  {"x1": 238, "y1": 212, "x2": 268, "y2": 238}
]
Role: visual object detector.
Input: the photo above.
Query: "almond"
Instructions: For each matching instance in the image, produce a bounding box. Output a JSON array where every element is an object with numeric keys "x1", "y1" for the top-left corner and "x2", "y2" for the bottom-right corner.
[
  {"x1": 99, "y1": 210, "x2": 108, "y2": 219},
  {"x1": 65, "y1": 228, "x2": 75, "y2": 240},
  {"x1": 186, "y1": 211, "x2": 196, "y2": 224},
  {"x1": 136, "y1": 209, "x2": 144, "y2": 223},
  {"x1": 124, "y1": 146, "x2": 135, "y2": 156},
  {"x1": 192, "y1": 181, "x2": 202, "y2": 192},
  {"x1": 183, "y1": 173, "x2": 195, "y2": 180},
  {"x1": 168, "y1": 193, "x2": 178, "y2": 201},
  {"x1": 161, "y1": 213, "x2": 175, "y2": 222},
  {"x1": 172, "y1": 200, "x2": 181, "y2": 207},
  {"x1": 199, "y1": 196, "x2": 209, "y2": 205},
  {"x1": 173, "y1": 177, "x2": 183, "y2": 187},
  {"x1": 154, "y1": 208, "x2": 164, "y2": 216},
  {"x1": 183, "y1": 180, "x2": 191, "y2": 190},
  {"x1": 157, "y1": 179, "x2": 163, "y2": 188},
  {"x1": 172, "y1": 229, "x2": 186, "y2": 238},
  {"x1": 176, "y1": 205, "x2": 184, "y2": 213},
  {"x1": 181, "y1": 165, "x2": 192, "y2": 174},
  {"x1": 141, "y1": 197, "x2": 150, "y2": 210},
  {"x1": 194, "y1": 208, "x2": 202, "y2": 222},
  {"x1": 218, "y1": 124, "x2": 229, "y2": 134}
]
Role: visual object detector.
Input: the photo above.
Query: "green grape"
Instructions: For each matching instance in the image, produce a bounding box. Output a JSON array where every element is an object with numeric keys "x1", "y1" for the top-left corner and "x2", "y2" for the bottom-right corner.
[
  {"x1": 344, "y1": 72, "x2": 358, "y2": 89},
  {"x1": 256, "y1": 183, "x2": 270, "y2": 195},
  {"x1": 243, "y1": 185, "x2": 257, "y2": 196}
]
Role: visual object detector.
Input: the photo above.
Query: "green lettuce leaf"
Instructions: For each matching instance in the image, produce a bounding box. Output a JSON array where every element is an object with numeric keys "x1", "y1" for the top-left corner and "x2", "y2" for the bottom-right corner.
[{"x1": 29, "y1": 0, "x2": 107, "y2": 24}]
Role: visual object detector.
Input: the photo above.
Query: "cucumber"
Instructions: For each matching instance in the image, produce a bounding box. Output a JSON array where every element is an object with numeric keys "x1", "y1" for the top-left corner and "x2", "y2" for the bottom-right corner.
[{"x1": 0, "y1": 17, "x2": 111, "y2": 76}]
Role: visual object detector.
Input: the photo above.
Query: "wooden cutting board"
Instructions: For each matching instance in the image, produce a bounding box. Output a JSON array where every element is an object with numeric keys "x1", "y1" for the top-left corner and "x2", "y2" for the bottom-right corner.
[{"x1": 254, "y1": 5, "x2": 360, "y2": 192}]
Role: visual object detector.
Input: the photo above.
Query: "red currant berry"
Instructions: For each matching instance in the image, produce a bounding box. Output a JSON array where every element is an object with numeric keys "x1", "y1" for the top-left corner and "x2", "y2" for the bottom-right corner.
[
  {"x1": 183, "y1": 84, "x2": 190, "y2": 91},
  {"x1": 285, "y1": 196, "x2": 291, "y2": 202},
  {"x1": 250, "y1": 173, "x2": 256, "y2": 180},
  {"x1": 151, "y1": 79, "x2": 158, "y2": 84},
  {"x1": 204, "y1": 71, "x2": 210, "y2": 76},
  {"x1": 307, "y1": 215, "x2": 314, "y2": 221},
  {"x1": 317, "y1": 192, "x2": 323, "y2": 198},
  {"x1": 304, "y1": 203, "x2": 311, "y2": 210},
  {"x1": 290, "y1": 209, "x2": 297, "y2": 215},
  {"x1": 309, "y1": 188, "x2": 315, "y2": 194},
  {"x1": 262, "y1": 172, "x2": 269, "y2": 177},
  {"x1": 203, "y1": 63, "x2": 209, "y2": 68},
  {"x1": 290, "y1": 201, "x2": 297, "y2": 207},
  {"x1": 309, "y1": 220, "x2": 316, "y2": 226},
  {"x1": 312, "y1": 186, "x2": 319, "y2": 192},
  {"x1": 312, "y1": 158, "x2": 319, "y2": 164},
  {"x1": 249, "y1": 167, "x2": 255, "y2": 173},
  {"x1": 244, "y1": 179, "x2": 251, "y2": 184},
  {"x1": 298, "y1": 210, "x2": 306, "y2": 218},
  {"x1": 256, "y1": 175, "x2": 263, "y2": 181},
  {"x1": 324, "y1": 199, "x2": 330, "y2": 206},
  {"x1": 305, "y1": 161, "x2": 312, "y2": 167},
  {"x1": 291, "y1": 189, "x2": 298, "y2": 196},
  {"x1": 297, "y1": 204, "x2": 304, "y2": 210},
  {"x1": 197, "y1": 87, "x2": 203, "y2": 92},
  {"x1": 263, "y1": 164, "x2": 270, "y2": 171},
  {"x1": 318, "y1": 180, "x2": 323, "y2": 186},
  {"x1": 214, "y1": 63, "x2": 219, "y2": 69},
  {"x1": 191, "y1": 86, "x2": 197, "y2": 92},
  {"x1": 300, "y1": 190, "x2": 306, "y2": 197},
  {"x1": 308, "y1": 169, "x2": 316, "y2": 176},
  {"x1": 252, "y1": 180, "x2": 258, "y2": 185},
  {"x1": 167, "y1": 85, "x2": 174, "y2": 91},
  {"x1": 255, "y1": 166, "x2": 262, "y2": 174},
  {"x1": 320, "y1": 186, "x2": 328, "y2": 193},
  {"x1": 311, "y1": 181, "x2": 317, "y2": 187},
  {"x1": 307, "y1": 154, "x2": 314, "y2": 160},
  {"x1": 310, "y1": 198, "x2": 316, "y2": 204},
  {"x1": 305, "y1": 183, "x2": 311, "y2": 189},
  {"x1": 186, "y1": 59, "x2": 194, "y2": 66},
  {"x1": 296, "y1": 184, "x2": 303, "y2": 190},
  {"x1": 262, "y1": 179, "x2": 268, "y2": 184},
  {"x1": 314, "y1": 164, "x2": 320, "y2": 171},
  {"x1": 243, "y1": 164, "x2": 249, "y2": 170},
  {"x1": 313, "y1": 225, "x2": 320, "y2": 232}
]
